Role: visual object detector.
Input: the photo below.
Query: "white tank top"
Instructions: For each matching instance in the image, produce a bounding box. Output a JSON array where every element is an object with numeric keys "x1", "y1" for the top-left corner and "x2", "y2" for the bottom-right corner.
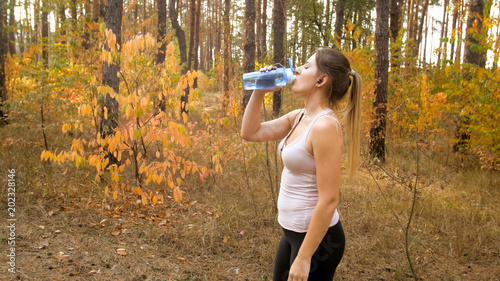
[{"x1": 277, "y1": 109, "x2": 340, "y2": 233}]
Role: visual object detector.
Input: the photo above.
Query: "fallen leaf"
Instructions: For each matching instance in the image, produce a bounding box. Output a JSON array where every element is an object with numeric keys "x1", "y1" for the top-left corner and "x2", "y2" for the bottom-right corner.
[
  {"x1": 116, "y1": 248, "x2": 127, "y2": 256},
  {"x1": 111, "y1": 231, "x2": 121, "y2": 236}
]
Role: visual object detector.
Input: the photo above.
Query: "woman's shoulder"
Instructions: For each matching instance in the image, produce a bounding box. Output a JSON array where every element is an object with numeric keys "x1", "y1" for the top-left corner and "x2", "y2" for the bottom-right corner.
[{"x1": 311, "y1": 112, "x2": 342, "y2": 137}]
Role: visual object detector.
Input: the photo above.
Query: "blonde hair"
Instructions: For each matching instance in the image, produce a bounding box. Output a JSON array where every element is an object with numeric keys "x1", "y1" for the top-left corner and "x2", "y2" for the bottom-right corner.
[{"x1": 315, "y1": 48, "x2": 362, "y2": 175}]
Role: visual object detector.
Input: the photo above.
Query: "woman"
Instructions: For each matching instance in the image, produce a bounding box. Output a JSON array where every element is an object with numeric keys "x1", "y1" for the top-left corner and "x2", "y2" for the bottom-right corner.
[{"x1": 241, "y1": 47, "x2": 362, "y2": 281}]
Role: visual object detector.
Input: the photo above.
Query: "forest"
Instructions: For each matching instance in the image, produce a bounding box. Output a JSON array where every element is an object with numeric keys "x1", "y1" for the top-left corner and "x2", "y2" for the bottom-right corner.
[{"x1": 0, "y1": 0, "x2": 499, "y2": 280}]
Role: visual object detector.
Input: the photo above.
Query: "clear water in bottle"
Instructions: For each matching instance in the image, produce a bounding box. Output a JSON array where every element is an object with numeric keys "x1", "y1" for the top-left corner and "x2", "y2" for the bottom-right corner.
[{"x1": 243, "y1": 59, "x2": 295, "y2": 90}]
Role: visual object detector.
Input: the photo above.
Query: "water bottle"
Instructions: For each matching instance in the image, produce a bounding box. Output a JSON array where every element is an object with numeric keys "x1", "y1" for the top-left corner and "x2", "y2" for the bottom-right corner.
[{"x1": 243, "y1": 58, "x2": 296, "y2": 90}]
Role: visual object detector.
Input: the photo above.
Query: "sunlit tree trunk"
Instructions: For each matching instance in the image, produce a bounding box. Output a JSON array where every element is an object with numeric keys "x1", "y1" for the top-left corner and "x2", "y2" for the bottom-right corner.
[
  {"x1": 370, "y1": 0, "x2": 389, "y2": 162},
  {"x1": 243, "y1": 0, "x2": 255, "y2": 108}
]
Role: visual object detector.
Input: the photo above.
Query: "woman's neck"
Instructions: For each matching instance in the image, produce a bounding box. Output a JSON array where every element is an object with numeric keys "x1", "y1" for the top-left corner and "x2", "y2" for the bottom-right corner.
[{"x1": 303, "y1": 89, "x2": 330, "y2": 117}]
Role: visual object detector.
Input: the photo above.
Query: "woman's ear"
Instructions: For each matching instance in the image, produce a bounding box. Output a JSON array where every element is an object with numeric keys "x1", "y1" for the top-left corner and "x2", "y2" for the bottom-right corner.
[{"x1": 317, "y1": 75, "x2": 328, "y2": 87}]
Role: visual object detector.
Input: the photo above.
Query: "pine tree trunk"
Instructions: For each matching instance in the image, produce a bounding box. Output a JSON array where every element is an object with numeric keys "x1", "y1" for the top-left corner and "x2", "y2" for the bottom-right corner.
[
  {"x1": 260, "y1": 0, "x2": 267, "y2": 62},
  {"x1": 193, "y1": 0, "x2": 201, "y2": 88},
  {"x1": 223, "y1": 0, "x2": 230, "y2": 107},
  {"x1": 169, "y1": 0, "x2": 187, "y2": 67},
  {"x1": 243, "y1": 0, "x2": 255, "y2": 108},
  {"x1": 41, "y1": 0, "x2": 49, "y2": 69},
  {"x1": 272, "y1": 0, "x2": 285, "y2": 116},
  {"x1": 450, "y1": 0, "x2": 460, "y2": 63},
  {"x1": 8, "y1": 0, "x2": 16, "y2": 55},
  {"x1": 455, "y1": 0, "x2": 485, "y2": 152},
  {"x1": 437, "y1": 0, "x2": 449, "y2": 66},
  {"x1": 101, "y1": 0, "x2": 122, "y2": 139},
  {"x1": 464, "y1": 0, "x2": 484, "y2": 67},
  {"x1": 334, "y1": 0, "x2": 345, "y2": 47},
  {"x1": 59, "y1": 3, "x2": 67, "y2": 44},
  {"x1": 370, "y1": 0, "x2": 389, "y2": 162},
  {"x1": 390, "y1": 0, "x2": 402, "y2": 68},
  {"x1": 157, "y1": 0, "x2": 167, "y2": 64},
  {"x1": 0, "y1": 0, "x2": 7, "y2": 124}
]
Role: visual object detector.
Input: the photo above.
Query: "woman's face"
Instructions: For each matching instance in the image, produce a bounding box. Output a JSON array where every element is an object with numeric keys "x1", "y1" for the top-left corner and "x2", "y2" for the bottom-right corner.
[{"x1": 291, "y1": 54, "x2": 322, "y2": 96}]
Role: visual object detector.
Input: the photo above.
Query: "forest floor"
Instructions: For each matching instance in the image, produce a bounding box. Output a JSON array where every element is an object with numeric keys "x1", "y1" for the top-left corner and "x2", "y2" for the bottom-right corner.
[{"x1": 1, "y1": 91, "x2": 500, "y2": 280}]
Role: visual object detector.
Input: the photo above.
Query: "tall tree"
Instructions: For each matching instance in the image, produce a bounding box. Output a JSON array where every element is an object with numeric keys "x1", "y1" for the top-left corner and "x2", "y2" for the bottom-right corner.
[
  {"x1": 455, "y1": 0, "x2": 485, "y2": 152},
  {"x1": 464, "y1": 0, "x2": 485, "y2": 67},
  {"x1": 370, "y1": 0, "x2": 389, "y2": 161},
  {"x1": 222, "y1": 0, "x2": 230, "y2": 107},
  {"x1": 272, "y1": 0, "x2": 285, "y2": 115},
  {"x1": 242, "y1": 0, "x2": 255, "y2": 108},
  {"x1": 450, "y1": 0, "x2": 460, "y2": 63},
  {"x1": 390, "y1": 0, "x2": 403, "y2": 68},
  {"x1": 259, "y1": 0, "x2": 267, "y2": 63},
  {"x1": 0, "y1": 0, "x2": 7, "y2": 124},
  {"x1": 101, "y1": 0, "x2": 123, "y2": 139},
  {"x1": 169, "y1": 0, "x2": 187, "y2": 66},
  {"x1": 157, "y1": 0, "x2": 167, "y2": 64},
  {"x1": 41, "y1": 0, "x2": 49, "y2": 69},
  {"x1": 334, "y1": 0, "x2": 346, "y2": 47},
  {"x1": 170, "y1": 0, "x2": 189, "y2": 113},
  {"x1": 193, "y1": 0, "x2": 201, "y2": 88},
  {"x1": 8, "y1": 0, "x2": 16, "y2": 55}
]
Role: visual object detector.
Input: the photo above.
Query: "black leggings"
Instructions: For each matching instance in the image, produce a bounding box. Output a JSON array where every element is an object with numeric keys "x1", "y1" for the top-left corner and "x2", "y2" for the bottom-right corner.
[{"x1": 273, "y1": 221, "x2": 345, "y2": 281}]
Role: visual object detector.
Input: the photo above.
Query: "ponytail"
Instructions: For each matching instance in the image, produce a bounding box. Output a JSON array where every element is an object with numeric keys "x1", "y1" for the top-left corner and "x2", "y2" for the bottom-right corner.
[{"x1": 344, "y1": 72, "x2": 362, "y2": 176}]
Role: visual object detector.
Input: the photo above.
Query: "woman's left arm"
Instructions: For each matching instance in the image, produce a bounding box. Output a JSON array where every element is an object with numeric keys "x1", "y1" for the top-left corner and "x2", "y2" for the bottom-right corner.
[{"x1": 287, "y1": 117, "x2": 343, "y2": 281}]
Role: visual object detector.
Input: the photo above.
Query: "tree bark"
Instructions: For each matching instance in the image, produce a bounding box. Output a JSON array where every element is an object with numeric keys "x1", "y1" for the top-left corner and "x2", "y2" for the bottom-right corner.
[
  {"x1": 169, "y1": 0, "x2": 187, "y2": 67},
  {"x1": 8, "y1": 0, "x2": 16, "y2": 55},
  {"x1": 370, "y1": 0, "x2": 389, "y2": 162},
  {"x1": 41, "y1": 0, "x2": 49, "y2": 69},
  {"x1": 334, "y1": 0, "x2": 345, "y2": 47},
  {"x1": 157, "y1": 0, "x2": 167, "y2": 64},
  {"x1": 272, "y1": 0, "x2": 285, "y2": 115},
  {"x1": 223, "y1": 0, "x2": 230, "y2": 107},
  {"x1": 0, "y1": 0, "x2": 7, "y2": 124},
  {"x1": 243, "y1": 0, "x2": 255, "y2": 108},
  {"x1": 464, "y1": 0, "x2": 484, "y2": 67},
  {"x1": 390, "y1": 0, "x2": 402, "y2": 68},
  {"x1": 259, "y1": 0, "x2": 267, "y2": 62},
  {"x1": 101, "y1": 0, "x2": 123, "y2": 139},
  {"x1": 450, "y1": 0, "x2": 460, "y2": 63},
  {"x1": 193, "y1": 0, "x2": 201, "y2": 88}
]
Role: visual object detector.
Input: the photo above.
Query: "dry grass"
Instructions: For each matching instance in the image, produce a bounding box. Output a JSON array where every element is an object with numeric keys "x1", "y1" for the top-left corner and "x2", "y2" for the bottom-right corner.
[{"x1": 1, "y1": 91, "x2": 499, "y2": 280}]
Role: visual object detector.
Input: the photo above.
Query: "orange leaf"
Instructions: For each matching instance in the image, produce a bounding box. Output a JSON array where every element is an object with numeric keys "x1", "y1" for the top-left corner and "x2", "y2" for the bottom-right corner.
[{"x1": 173, "y1": 187, "x2": 182, "y2": 204}]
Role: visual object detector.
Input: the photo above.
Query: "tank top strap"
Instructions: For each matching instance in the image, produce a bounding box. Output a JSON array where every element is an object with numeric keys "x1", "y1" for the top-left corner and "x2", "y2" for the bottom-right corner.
[{"x1": 298, "y1": 109, "x2": 335, "y2": 145}]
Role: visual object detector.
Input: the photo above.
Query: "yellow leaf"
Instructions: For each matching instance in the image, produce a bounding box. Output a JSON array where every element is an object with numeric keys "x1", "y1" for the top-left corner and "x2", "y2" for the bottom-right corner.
[
  {"x1": 152, "y1": 195, "x2": 158, "y2": 205},
  {"x1": 173, "y1": 187, "x2": 182, "y2": 204},
  {"x1": 141, "y1": 193, "x2": 148, "y2": 205},
  {"x1": 156, "y1": 151, "x2": 160, "y2": 158},
  {"x1": 113, "y1": 191, "x2": 118, "y2": 200},
  {"x1": 62, "y1": 124, "x2": 71, "y2": 133},
  {"x1": 176, "y1": 178, "x2": 182, "y2": 186},
  {"x1": 105, "y1": 186, "x2": 110, "y2": 196}
]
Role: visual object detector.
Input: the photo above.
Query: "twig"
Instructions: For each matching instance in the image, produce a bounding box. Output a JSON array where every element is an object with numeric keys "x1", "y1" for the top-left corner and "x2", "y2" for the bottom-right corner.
[{"x1": 364, "y1": 161, "x2": 405, "y2": 232}]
